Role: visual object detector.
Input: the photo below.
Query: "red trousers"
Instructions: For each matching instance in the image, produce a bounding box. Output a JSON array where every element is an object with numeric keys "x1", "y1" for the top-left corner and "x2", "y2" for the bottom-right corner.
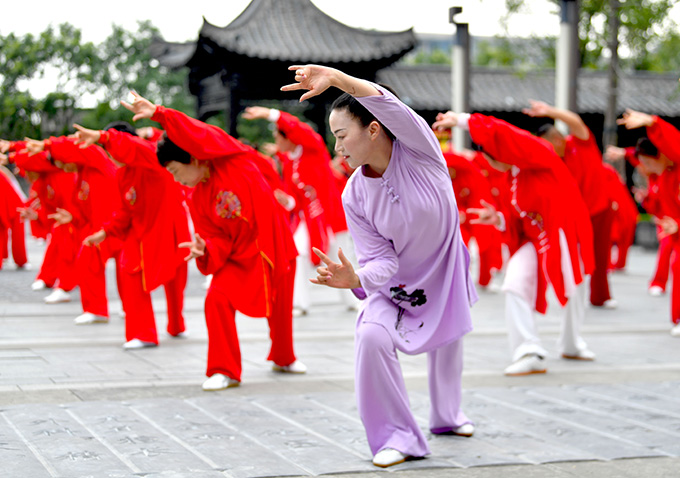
[
  {"x1": 118, "y1": 262, "x2": 188, "y2": 343},
  {"x1": 204, "y1": 261, "x2": 297, "y2": 382},
  {"x1": 667, "y1": 239, "x2": 680, "y2": 325},
  {"x1": 36, "y1": 226, "x2": 78, "y2": 291},
  {"x1": 590, "y1": 208, "x2": 614, "y2": 306},
  {"x1": 0, "y1": 217, "x2": 27, "y2": 269},
  {"x1": 478, "y1": 243, "x2": 503, "y2": 287},
  {"x1": 650, "y1": 234, "x2": 672, "y2": 291},
  {"x1": 76, "y1": 244, "x2": 124, "y2": 317}
]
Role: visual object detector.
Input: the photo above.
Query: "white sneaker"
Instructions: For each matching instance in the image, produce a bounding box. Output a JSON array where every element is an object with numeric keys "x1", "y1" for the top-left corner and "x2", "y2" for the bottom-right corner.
[
  {"x1": 649, "y1": 286, "x2": 664, "y2": 297},
  {"x1": 16, "y1": 263, "x2": 32, "y2": 271},
  {"x1": 452, "y1": 423, "x2": 475, "y2": 437},
  {"x1": 170, "y1": 331, "x2": 189, "y2": 339},
  {"x1": 272, "y1": 360, "x2": 307, "y2": 374},
  {"x1": 372, "y1": 448, "x2": 408, "y2": 468},
  {"x1": 603, "y1": 299, "x2": 618, "y2": 309},
  {"x1": 44, "y1": 288, "x2": 71, "y2": 304},
  {"x1": 292, "y1": 307, "x2": 308, "y2": 317},
  {"x1": 123, "y1": 338, "x2": 157, "y2": 350},
  {"x1": 504, "y1": 354, "x2": 547, "y2": 376},
  {"x1": 31, "y1": 279, "x2": 47, "y2": 291},
  {"x1": 202, "y1": 373, "x2": 240, "y2": 391},
  {"x1": 562, "y1": 349, "x2": 596, "y2": 361},
  {"x1": 74, "y1": 312, "x2": 109, "y2": 325},
  {"x1": 671, "y1": 324, "x2": 680, "y2": 337}
]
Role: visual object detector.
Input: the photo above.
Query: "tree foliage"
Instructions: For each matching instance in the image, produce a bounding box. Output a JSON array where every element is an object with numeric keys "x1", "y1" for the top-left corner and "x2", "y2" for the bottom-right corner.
[
  {"x1": 0, "y1": 21, "x2": 191, "y2": 141},
  {"x1": 495, "y1": 0, "x2": 678, "y2": 71}
]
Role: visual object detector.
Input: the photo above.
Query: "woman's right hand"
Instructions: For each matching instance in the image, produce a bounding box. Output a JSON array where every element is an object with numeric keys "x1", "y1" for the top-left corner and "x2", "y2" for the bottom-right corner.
[{"x1": 281, "y1": 65, "x2": 336, "y2": 102}]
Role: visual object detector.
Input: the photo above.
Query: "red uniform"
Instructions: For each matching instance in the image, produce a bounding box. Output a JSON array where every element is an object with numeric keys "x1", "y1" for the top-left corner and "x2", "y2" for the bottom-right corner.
[
  {"x1": 642, "y1": 117, "x2": 680, "y2": 323},
  {"x1": 468, "y1": 113, "x2": 594, "y2": 314},
  {"x1": 97, "y1": 129, "x2": 192, "y2": 343},
  {"x1": 45, "y1": 137, "x2": 124, "y2": 317},
  {"x1": 559, "y1": 132, "x2": 613, "y2": 306},
  {"x1": 601, "y1": 163, "x2": 638, "y2": 271},
  {"x1": 443, "y1": 151, "x2": 503, "y2": 287},
  {"x1": 152, "y1": 106, "x2": 299, "y2": 381},
  {"x1": 12, "y1": 149, "x2": 79, "y2": 291},
  {"x1": 0, "y1": 165, "x2": 27, "y2": 269}
]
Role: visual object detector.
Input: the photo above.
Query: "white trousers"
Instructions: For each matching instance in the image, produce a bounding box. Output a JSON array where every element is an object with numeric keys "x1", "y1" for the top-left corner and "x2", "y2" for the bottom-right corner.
[
  {"x1": 293, "y1": 220, "x2": 314, "y2": 311},
  {"x1": 502, "y1": 231, "x2": 589, "y2": 362}
]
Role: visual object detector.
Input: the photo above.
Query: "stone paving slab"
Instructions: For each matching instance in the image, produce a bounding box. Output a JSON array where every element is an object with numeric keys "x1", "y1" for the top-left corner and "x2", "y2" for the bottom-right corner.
[{"x1": 2, "y1": 383, "x2": 680, "y2": 477}]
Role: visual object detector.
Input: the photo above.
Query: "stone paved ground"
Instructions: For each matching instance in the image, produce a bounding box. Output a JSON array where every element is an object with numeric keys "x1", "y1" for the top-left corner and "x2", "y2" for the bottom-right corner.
[{"x1": 0, "y1": 232, "x2": 679, "y2": 477}]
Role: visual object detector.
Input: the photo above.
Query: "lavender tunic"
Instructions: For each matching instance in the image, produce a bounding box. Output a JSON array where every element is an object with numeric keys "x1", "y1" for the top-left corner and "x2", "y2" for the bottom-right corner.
[{"x1": 345, "y1": 84, "x2": 477, "y2": 355}]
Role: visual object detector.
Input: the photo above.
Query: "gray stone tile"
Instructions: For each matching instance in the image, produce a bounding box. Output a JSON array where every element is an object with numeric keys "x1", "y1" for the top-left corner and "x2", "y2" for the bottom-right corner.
[
  {"x1": 472, "y1": 388, "x2": 666, "y2": 460},
  {"x1": 132, "y1": 397, "x2": 309, "y2": 477}
]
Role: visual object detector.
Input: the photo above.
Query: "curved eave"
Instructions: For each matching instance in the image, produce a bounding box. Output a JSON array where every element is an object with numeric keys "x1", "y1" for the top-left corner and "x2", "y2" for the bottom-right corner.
[
  {"x1": 148, "y1": 37, "x2": 197, "y2": 69},
  {"x1": 199, "y1": 11, "x2": 416, "y2": 63}
]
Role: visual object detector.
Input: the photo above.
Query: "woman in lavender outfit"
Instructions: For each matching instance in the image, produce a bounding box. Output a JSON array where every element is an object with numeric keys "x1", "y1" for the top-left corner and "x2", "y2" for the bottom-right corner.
[{"x1": 282, "y1": 65, "x2": 478, "y2": 468}]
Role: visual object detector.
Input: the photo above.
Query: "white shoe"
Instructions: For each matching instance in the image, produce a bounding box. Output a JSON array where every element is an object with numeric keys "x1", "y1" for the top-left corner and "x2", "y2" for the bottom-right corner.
[
  {"x1": 31, "y1": 279, "x2": 47, "y2": 291},
  {"x1": 272, "y1": 360, "x2": 307, "y2": 374},
  {"x1": 452, "y1": 423, "x2": 475, "y2": 437},
  {"x1": 504, "y1": 354, "x2": 547, "y2": 376},
  {"x1": 671, "y1": 324, "x2": 680, "y2": 337},
  {"x1": 44, "y1": 288, "x2": 71, "y2": 304},
  {"x1": 16, "y1": 263, "x2": 32, "y2": 271},
  {"x1": 170, "y1": 331, "x2": 189, "y2": 339},
  {"x1": 603, "y1": 299, "x2": 618, "y2": 309},
  {"x1": 123, "y1": 339, "x2": 157, "y2": 350},
  {"x1": 292, "y1": 307, "x2": 308, "y2": 317},
  {"x1": 202, "y1": 373, "x2": 240, "y2": 391},
  {"x1": 74, "y1": 312, "x2": 109, "y2": 325},
  {"x1": 372, "y1": 448, "x2": 408, "y2": 468},
  {"x1": 649, "y1": 286, "x2": 664, "y2": 297},
  {"x1": 562, "y1": 349, "x2": 596, "y2": 361}
]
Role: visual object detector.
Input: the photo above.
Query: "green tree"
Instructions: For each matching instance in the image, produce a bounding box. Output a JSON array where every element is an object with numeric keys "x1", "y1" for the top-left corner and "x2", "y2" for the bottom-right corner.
[{"x1": 500, "y1": 0, "x2": 677, "y2": 70}]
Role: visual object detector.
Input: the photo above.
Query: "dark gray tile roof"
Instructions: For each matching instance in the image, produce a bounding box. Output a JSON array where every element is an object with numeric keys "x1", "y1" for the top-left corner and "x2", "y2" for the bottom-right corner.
[
  {"x1": 198, "y1": 0, "x2": 416, "y2": 63},
  {"x1": 376, "y1": 64, "x2": 680, "y2": 116},
  {"x1": 148, "y1": 38, "x2": 196, "y2": 69}
]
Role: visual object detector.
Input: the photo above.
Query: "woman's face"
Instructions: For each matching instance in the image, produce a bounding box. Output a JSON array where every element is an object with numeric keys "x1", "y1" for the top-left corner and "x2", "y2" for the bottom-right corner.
[
  {"x1": 329, "y1": 108, "x2": 373, "y2": 170},
  {"x1": 165, "y1": 159, "x2": 205, "y2": 187}
]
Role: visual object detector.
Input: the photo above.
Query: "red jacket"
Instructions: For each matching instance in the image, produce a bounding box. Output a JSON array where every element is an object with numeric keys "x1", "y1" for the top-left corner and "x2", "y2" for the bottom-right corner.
[
  {"x1": 276, "y1": 111, "x2": 347, "y2": 236},
  {"x1": 560, "y1": 131, "x2": 610, "y2": 216},
  {"x1": 468, "y1": 113, "x2": 594, "y2": 313},
  {"x1": 97, "y1": 129, "x2": 191, "y2": 292},
  {"x1": 645, "y1": 117, "x2": 680, "y2": 228},
  {"x1": 152, "y1": 106, "x2": 298, "y2": 317},
  {"x1": 443, "y1": 151, "x2": 502, "y2": 253}
]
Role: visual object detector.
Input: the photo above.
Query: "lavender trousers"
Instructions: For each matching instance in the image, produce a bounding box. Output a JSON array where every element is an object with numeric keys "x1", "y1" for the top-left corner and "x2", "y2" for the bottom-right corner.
[{"x1": 355, "y1": 321, "x2": 471, "y2": 457}]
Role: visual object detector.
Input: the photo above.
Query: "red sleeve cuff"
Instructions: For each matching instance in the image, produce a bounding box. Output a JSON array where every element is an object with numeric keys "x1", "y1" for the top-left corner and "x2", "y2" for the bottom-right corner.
[{"x1": 151, "y1": 105, "x2": 166, "y2": 123}]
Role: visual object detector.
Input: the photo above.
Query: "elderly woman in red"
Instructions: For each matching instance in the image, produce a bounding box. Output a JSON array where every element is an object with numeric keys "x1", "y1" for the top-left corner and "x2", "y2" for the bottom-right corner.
[{"x1": 434, "y1": 111, "x2": 596, "y2": 376}]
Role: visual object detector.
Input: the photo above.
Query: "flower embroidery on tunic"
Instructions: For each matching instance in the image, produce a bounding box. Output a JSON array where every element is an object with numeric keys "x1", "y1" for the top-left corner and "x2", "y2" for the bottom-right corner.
[
  {"x1": 125, "y1": 186, "x2": 137, "y2": 206},
  {"x1": 77, "y1": 181, "x2": 90, "y2": 201},
  {"x1": 390, "y1": 284, "x2": 427, "y2": 343},
  {"x1": 215, "y1": 190, "x2": 241, "y2": 219}
]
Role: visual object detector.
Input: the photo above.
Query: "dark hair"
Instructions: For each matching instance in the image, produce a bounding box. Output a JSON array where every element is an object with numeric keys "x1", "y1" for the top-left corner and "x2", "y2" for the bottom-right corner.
[
  {"x1": 330, "y1": 83, "x2": 399, "y2": 141},
  {"x1": 635, "y1": 137, "x2": 659, "y2": 158},
  {"x1": 104, "y1": 121, "x2": 138, "y2": 136},
  {"x1": 156, "y1": 133, "x2": 191, "y2": 166},
  {"x1": 536, "y1": 123, "x2": 556, "y2": 138}
]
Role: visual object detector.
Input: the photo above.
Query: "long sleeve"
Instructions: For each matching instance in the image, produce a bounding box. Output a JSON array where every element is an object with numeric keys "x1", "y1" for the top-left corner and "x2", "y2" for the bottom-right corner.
[
  {"x1": 356, "y1": 84, "x2": 443, "y2": 165},
  {"x1": 648, "y1": 116, "x2": 680, "y2": 164},
  {"x1": 151, "y1": 106, "x2": 251, "y2": 160},
  {"x1": 468, "y1": 114, "x2": 555, "y2": 171},
  {"x1": 98, "y1": 129, "x2": 160, "y2": 170},
  {"x1": 344, "y1": 201, "x2": 399, "y2": 296}
]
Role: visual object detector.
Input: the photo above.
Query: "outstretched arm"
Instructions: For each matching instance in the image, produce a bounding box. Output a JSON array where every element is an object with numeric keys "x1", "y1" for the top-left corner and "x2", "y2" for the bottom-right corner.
[
  {"x1": 280, "y1": 65, "x2": 379, "y2": 102},
  {"x1": 522, "y1": 99, "x2": 590, "y2": 140}
]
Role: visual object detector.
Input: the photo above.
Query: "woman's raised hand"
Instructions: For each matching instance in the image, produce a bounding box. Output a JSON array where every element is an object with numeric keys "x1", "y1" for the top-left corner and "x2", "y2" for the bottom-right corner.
[
  {"x1": 120, "y1": 91, "x2": 157, "y2": 122},
  {"x1": 281, "y1": 65, "x2": 335, "y2": 102},
  {"x1": 71, "y1": 124, "x2": 101, "y2": 149}
]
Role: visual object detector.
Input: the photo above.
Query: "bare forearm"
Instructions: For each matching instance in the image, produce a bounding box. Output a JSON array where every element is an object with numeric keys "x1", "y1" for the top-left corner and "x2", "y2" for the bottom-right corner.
[
  {"x1": 330, "y1": 70, "x2": 380, "y2": 98},
  {"x1": 547, "y1": 106, "x2": 589, "y2": 140}
]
